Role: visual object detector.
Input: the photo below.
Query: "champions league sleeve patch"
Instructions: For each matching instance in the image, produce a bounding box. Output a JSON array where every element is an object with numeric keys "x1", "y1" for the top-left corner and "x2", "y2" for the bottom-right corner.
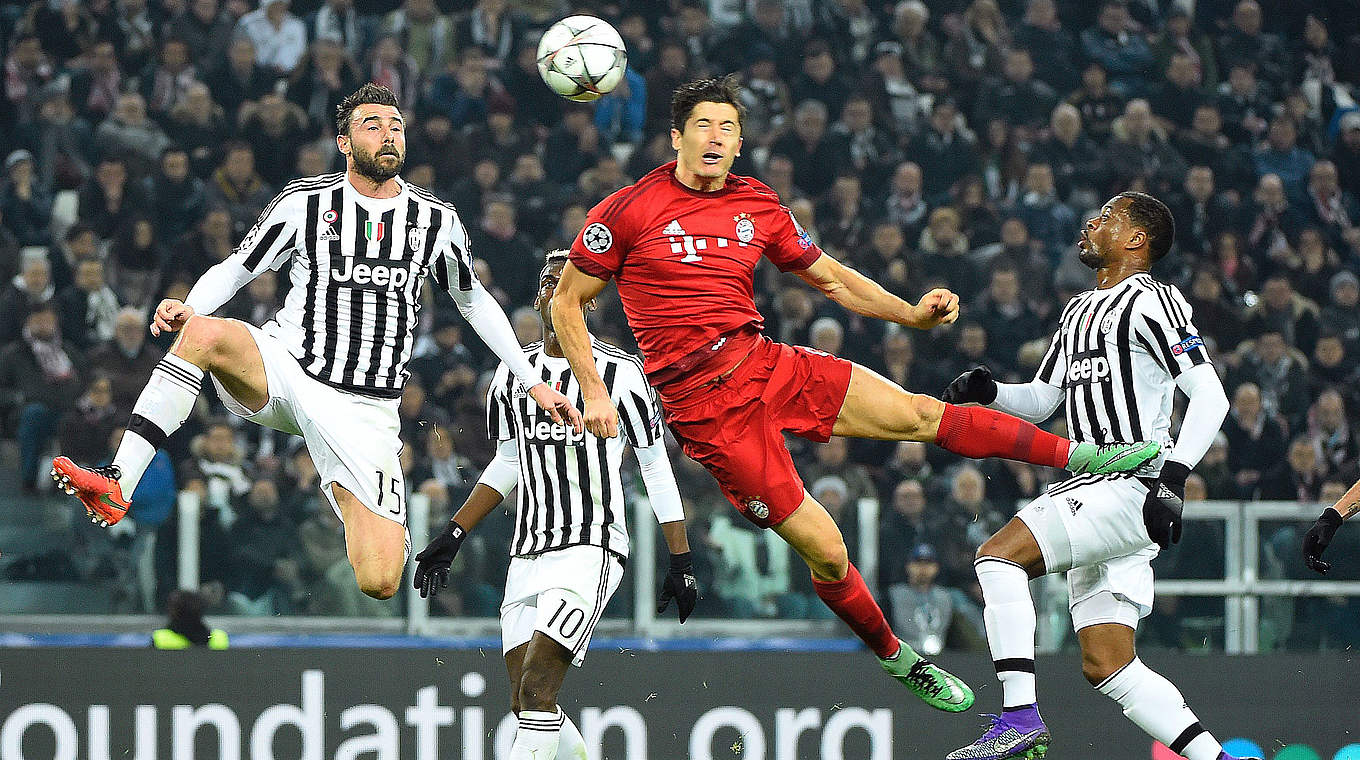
[
  {"x1": 583, "y1": 222, "x2": 613, "y2": 254},
  {"x1": 1170, "y1": 335, "x2": 1204, "y2": 356}
]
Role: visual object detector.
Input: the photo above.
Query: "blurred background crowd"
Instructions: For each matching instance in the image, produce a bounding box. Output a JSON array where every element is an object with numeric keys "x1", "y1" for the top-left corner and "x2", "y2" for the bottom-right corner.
[{"x1": 0, "y1": 0, "x2": 1357, "y2": 651}]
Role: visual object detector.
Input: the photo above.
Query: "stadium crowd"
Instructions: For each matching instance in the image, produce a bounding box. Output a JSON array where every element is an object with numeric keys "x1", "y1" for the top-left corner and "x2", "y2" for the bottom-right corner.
[{"x1": 1, "y1": 0, "x2": 1358, "y2": 650}]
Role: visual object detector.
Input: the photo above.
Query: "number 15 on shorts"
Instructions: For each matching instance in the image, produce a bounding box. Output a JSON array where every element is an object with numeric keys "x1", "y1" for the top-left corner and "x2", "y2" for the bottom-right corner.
[{"x1": 376, "y1": 470, "x2": 403, "y2": 516}]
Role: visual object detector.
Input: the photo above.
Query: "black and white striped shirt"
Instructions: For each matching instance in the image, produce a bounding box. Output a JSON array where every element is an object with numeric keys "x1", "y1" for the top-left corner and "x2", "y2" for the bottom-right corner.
[
  {"x1": 1035, "y1": 273, "x2": 1210, "y2": 452},
  {"x1": 225, "y1": 172, "x2": 476, "y2": 398},
  {"x1": 486, "y1": 340, "x2": 662, "y2": 558}
]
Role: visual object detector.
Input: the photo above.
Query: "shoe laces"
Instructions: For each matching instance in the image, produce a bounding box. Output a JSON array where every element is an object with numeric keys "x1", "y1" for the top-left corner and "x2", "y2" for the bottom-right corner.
[
  {"x1": 974, "y1": 713, "x2": 1011, "y2": 741},
  {"x1": 90, "y1": 464, "x2": 122, "y2": 481},
  {"x1": 905, "y1": 659, "x2": 947, "y2": 697}
]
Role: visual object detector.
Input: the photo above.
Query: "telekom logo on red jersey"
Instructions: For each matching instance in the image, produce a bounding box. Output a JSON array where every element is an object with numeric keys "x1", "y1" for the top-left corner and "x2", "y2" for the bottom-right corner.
[{"x1": 665, "y1": 217, "x2": 749, "y2": 263}]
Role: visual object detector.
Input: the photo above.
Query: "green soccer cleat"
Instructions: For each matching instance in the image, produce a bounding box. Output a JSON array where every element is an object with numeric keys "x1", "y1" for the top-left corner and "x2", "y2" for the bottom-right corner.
[
  {"x1": 1067, "y1": 440, "x2": 1161, "y2": 475},
  {"x1": 878, "y1": 639, "x2": 975, "y2": 712}
]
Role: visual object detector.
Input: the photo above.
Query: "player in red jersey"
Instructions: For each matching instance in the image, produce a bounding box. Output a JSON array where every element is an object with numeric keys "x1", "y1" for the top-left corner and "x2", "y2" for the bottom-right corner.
[{"x1": 552, "y1": 76, "x2": 1161, "y2": 710}]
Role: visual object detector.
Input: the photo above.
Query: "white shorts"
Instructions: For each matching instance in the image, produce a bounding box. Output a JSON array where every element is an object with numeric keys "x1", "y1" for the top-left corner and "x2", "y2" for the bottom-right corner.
[
  {"x1": 500, "y1": 545, "x2": 624, "y2": 667},
  {"x1": 211, "y1": 323, "x2": 407, "y2": 529},
  {"x1": 1017, "y1": 476, "x2": 1159, "y2": 632}
]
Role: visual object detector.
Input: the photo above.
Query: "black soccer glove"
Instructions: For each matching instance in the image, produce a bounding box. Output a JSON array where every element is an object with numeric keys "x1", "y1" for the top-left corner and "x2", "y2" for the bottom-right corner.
[
  {"x1": 1303, "y1": 508, "x2": 1344, "y2": 575},
  {"x1": 941, "y1": 366, "x2": 998, "y2": 405},
  {"x1": 1143, "y1": 461, "x2": 1188, "y2": 550},
  {"x1": 413, "y1": 520, "x2": 466, "y2": 598},
  {"x1": 657, "y1": 551, "x2": 698, "y2": 623}
]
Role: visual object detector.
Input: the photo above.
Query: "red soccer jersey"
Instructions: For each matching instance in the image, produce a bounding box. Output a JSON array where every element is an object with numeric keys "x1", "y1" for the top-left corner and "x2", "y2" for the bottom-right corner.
[{"x1": 569, "y1": 161, "x2": 823, "y2": 383}]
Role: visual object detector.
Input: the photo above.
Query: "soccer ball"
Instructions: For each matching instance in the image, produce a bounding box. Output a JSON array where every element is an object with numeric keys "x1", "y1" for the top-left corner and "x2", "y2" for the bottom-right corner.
[{"x1": 536, "y1": 15, "x2": 627, "y2": 103}]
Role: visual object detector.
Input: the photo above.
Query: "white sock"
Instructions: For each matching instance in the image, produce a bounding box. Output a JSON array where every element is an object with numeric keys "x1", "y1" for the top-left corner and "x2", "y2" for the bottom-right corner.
[
  {"x1": 1097, "y1": 658, "x2": 1223, "y2": 760},
  {"x1": 975, "y1": 557, "x2": 1038, "y2": 707},
  {"x1": 510, "y1": 708, "x2": 563, "y2": 760},
  {"x1": 558, "y1": 713, "x2": 589, "y2": 760},
  {"x1": 114, "y1": 354, "x2": 204, "y2": 495}
]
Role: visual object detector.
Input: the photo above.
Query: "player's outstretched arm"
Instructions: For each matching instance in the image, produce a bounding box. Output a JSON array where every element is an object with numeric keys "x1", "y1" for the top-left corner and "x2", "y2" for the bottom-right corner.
[
  {"x1": 551, "y1": 261, "x2": 620, "y2": 438},
  {"x1": 414, "y1": 441, "x2": 519, "y2": 598},
  {"x1": 794, "y1": 253, "x2": 960, "y2": 329},
  {"x1": 942, "y1": 366, "x2": 1064, "y2": 425},
  {"x1": 1304, "y1": 477, "x2": 1360, "y2": 574},
  {"x1": 634, "y1": 440, "x2": 698, "y2": 621}
]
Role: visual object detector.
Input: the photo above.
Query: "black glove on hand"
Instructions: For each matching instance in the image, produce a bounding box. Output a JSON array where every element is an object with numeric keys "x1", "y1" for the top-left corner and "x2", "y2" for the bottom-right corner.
[
  {"x1": 1143, "y1": 461, "x2": 1188, "y2": 549},
  {"x1": 657, "y1": 551, "x2": 697, "y2": 623},
  {"x1": 941, "y1": 366, "x2": 998, "y2": 405},
  {"x1": 413, "y1": 521, "x2": 466, "y2": 598},
  {"x1": 1303, "y1": 508, "x2": 1344, "y2": 575}
]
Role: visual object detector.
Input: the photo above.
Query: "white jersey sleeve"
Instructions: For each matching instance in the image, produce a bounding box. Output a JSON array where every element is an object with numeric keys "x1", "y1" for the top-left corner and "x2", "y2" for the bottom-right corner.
[
  {"x1": 485, "y1": 363, "x2": 515, "y2": 442},
  {"x1": 185, "y1": 186, "x2": 303, "y2": 314},
  {"x1": 613, "y1": 358, "x2": 663, "y2": 449}
]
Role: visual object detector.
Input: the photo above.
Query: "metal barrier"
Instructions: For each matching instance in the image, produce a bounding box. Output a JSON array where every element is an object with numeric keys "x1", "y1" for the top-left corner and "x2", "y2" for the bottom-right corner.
[{"x1": 89, "y1": 493, "x2": 1360, "y2": 652}]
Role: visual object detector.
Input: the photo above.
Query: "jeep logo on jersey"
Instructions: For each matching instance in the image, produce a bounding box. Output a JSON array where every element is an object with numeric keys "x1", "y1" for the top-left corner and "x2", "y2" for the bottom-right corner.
[
  {"x1": 523, "y1": 419, "x2": 587, "y2": 447},
  {"x1": 1067, "y1": 355, "x2": 1111, "y2": 383},
  {"x1": 331, "y1": 255, "x2": 410, "y2": 291}
]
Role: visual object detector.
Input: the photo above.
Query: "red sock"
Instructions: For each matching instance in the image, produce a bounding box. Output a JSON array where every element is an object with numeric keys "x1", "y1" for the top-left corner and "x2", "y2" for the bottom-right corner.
[
  {"x1": 812, "y1": 563, "x2": 899, "y2": 659},
  {"x1": 934, "y1": 404, "x2": 1070, "y2": 468}
]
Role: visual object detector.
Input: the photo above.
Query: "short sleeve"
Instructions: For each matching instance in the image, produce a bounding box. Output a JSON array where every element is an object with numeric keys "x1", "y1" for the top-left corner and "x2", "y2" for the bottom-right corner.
[
  {"x1": 1131, "y1": 283, "x2": 1211, "y2": 379},
  {"x1": 614, "y1": 360, "x2": 663, "y2": 448},
  {"x1": 765, "y1": 204, "x2": 823, "y2": 272},
  {"x1": 1034, "y1": 330, "x2": 1066, "y2": 388},
  {"x1": 484, "y1": 364, "x2": 515, "y2": 442},
  {"x1": 569, "y1": 190, "x2": 633, "y2": 281}
]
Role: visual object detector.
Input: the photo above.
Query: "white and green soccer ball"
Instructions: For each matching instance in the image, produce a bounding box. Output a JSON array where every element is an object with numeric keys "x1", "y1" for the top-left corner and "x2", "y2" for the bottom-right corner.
[{"x1": 536, "y1": 15, "x2": 628, "y2": 103}]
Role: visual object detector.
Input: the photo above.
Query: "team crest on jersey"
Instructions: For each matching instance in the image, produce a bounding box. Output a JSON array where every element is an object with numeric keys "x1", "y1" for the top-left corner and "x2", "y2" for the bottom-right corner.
[
  {"x1": 734, "y1": 212, "x2": 755, "y2": 243},
  {"x1": 583, "y1": 222, "x2": 613, "y2": 254},
  {"x1": 746, "y1": 499, "x2": 770, "y2": 519},
  {"x1": 408, "y1": 226, "x2": 427, "y2": 253},
  {"x1": 365, "y1": 220, "x2": 385, "y2": 242},
  {"x1": 1100, "y1": 312, "x2": 1117, "y2": 334}
]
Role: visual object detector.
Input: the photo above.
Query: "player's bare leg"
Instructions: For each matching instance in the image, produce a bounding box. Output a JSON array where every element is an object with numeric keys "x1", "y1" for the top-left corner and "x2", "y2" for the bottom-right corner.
[
  {"x1": 830, "y1": 365, "x2": 1160, "y2": 475},
  {"x1": 53, "y1": 315, "x2": 268, "y2": 526},
  {"x1": 503, "y1": 633, "x2": 579, "y2": 760},
  {"x1": 774, "y1": 493, "x2": 973, "y2": 712},
  {"x1": 1078, "y1": 624, "x2": 1256, "y2": 760},
  {"x1": 332, "y1": 482, "x2": 404, "y2": 599}
]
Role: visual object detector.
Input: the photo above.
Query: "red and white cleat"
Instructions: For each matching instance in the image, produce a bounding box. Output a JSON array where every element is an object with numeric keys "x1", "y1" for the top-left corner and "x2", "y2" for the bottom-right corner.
[{"x1": 50, "y1": 456, "x2": 130, "y2": 528}]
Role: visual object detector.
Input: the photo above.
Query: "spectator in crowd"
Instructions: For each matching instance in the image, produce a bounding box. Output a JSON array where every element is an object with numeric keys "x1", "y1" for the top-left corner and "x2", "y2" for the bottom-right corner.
[
  {"x1": 140, "y1": 37, "x2": 199, "y2": 121},
  {"x1": 1079, "y1": 1, "x2": 1154, "y2": 98},
  {"x1": 0, "y1": 149, "x2": 52, "y2": 247},
  {"x1": 1215, "y1": 63, "x2": 1272, "y2": 144},
  {"x1": 307, "y1": 0, "x2": 369, "y2": 66},
  {"x1": 77, "y1": 156, "x2": 147, "y2": 240},
  {"x1": 237, "y1": 0, "x2": 308, "y2": 76},
  {"x1": 170, "y1": 0, "x2": 236, "y2": 67},
  {"x1": 1222, "y1": 382, "x2": 1289, "y2": 497},
  {"x1": 95, "y1": 93, "x2": 173, "y2": 177},
  {"x1": 1244, "y1": 275, "x2": 1322, "y2": 357},
  {"x1": 288, "y1": 38, "x2": 362, "y2": 132},
  {"x1": 54, "y1": 257, "x2": 118, "y2": 351},
  {"x1": 1169, "y1": 166, "x2": 1234, "y2": 259},
  {"x1": 1323, "y1": 270, "x2": 1360, "y2": 352},
  {"x1": 166, "y1": 83, "x2": 231, "y2": 178},
  {"x1": 143, "y1": 148, "x2": 208, "y2": 247},
  {"x1": 1013, "y1": 0, "x2": 1079, "y2": 94},
  {"x1": 0, "y1": 304, "x2": 84, "y2": 492},
  {"x1": 88, "y1": 307, "x2": 160, "y2": 414},
  {"x1": 18, "y1": 86, "x2": 94, "y2": 194},
  {"x1": 1106, "y1": 98, "x2": 1188, "y2": 197},
  {"x1": 203, "y1": 36, "x2": 276, "y2": 125},
  {"x1": 888, "y1": 543, "x2": 955, "y2": 656},
  {"x1": 0, "y1": 255, "x2": 56, "y2": 345},
  {"x1": 974, "y1": 48, "x2": 1057, "y2": 131},
  {"x1": 1216, "y1": 0, "x2": 1288, "y2": 90},
  {"x1": 1230, "y1": 330, "x2": 1314, "y2": 431},
  {"x1": 1308, "y1": 389, "x2": 1358, "y2": 474},
  {"x1": 1259, "y1": 436, "x2": 1328, "y2": 502},
  {"x1": 4, "y1": 34, "x2": 56, "y2": 127},
  {"x1": 57, "y1": 375, "x2": 120, "y2": 471},
  {"x1": 908, "y1": 98, "x2": 978, "y2": 201},
  {"x1": 1150, "y1": 9, "x2": 1217, "y2": 91},
  {"x1": 379, "y1": 0, "x2": 455, "y2": 75},
  {"x1": 1031, "y1": 103, "x2": 1102, "y2": 207},
  {"x1": 207, "y1": 142, "x2": 274, "y2": 239},
  {"x1": 1150, "y1": 53, "x2": 1207, "y2": 132},
  {"x1": 67, "y1": 40, "x2": 123, "y2": 124}
]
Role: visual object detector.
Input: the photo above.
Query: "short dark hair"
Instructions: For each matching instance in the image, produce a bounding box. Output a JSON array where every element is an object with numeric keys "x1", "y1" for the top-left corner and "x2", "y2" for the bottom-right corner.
[
  {"x1": 670, "y1": 75, "x2": 746, "y2": 133},
  {"x1": 1117, "y1": 191, "x2": 1175, "y2": 262},
  {"x1": 335, "y1": 83, "x2": 401, "y2": 136},
  {"x1": 540, "y1": 249, "x2": 570, "y2": 281}
]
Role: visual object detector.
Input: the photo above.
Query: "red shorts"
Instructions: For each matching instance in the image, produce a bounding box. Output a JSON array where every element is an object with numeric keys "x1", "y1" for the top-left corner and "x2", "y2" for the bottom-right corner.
[{"x1": 661, "y1": 336, "x2": 853, "y2": 528}]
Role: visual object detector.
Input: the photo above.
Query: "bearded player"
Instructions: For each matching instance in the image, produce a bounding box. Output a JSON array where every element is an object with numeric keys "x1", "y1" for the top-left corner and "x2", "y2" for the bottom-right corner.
[
  {"x1": 551, "y1": 75, "x2": 1161, "y2": 711},
  {"x1": 52, "y1": 84, "x2": 580, "y2": 600}
]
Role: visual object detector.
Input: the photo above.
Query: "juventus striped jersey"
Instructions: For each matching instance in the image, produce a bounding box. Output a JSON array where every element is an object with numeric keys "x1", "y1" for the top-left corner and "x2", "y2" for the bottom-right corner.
[
  {"x1": 187, "y1": 172, "x2": 479, "y2": 398},
  {"x1": 1035, "y1": 273, "x2": 1210, "y2": 452},
  {"x1": 486, "y1": 340, "x2": 663, "y2": 558}
]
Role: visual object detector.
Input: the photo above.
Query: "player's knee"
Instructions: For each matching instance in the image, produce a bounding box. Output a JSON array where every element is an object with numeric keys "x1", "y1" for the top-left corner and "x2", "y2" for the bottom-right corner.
[
  {"x1": 353, "y1": 560, "x2": 401, "y2": 600},
  {"x1": 1080, "y1": 648, "x2": 1130, "y2": 687},
  {"x1": 173, "y1": 317, "x2": 227, "y2": 366},
  {"x1": 897, "y1": 393, "x2": 942, "y2": 439},
  {"x1": 805, "y1": 538, "x2": 849, "y2": 582}
]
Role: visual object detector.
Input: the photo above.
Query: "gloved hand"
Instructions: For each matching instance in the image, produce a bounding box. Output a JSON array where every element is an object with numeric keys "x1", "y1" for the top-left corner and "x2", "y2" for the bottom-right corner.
[
  {"x1": 1303, "y1": 508, "x2": 1344, "y2": 575},
  {"x1": 657, "y1": 551, "x2": 698, "y2": 623},
  {"x1": 941, "y1": 366, "x2": 997, "y2": 405},
  {"x1": 413, "y1": 520, "x2": 466, "y2": 598},
  {"x1": 1143, "y1": 461, "x2": 1188, "y2": 549}
]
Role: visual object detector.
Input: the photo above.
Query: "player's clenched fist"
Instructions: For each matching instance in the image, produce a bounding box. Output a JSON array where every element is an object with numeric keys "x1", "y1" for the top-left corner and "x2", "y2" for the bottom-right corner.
[
  {"x1": 150, "y1": 299, "x2": 196, "y2": 336},
  {"x1": 908, "y1": 288, "x2": 960, "y2": 329},
  {"x1": 583, "y1": 395, "x2": 619, "y2": 438},
  {"x1": 528, "y1": 382, "x2": 584, "y2": 432}
]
